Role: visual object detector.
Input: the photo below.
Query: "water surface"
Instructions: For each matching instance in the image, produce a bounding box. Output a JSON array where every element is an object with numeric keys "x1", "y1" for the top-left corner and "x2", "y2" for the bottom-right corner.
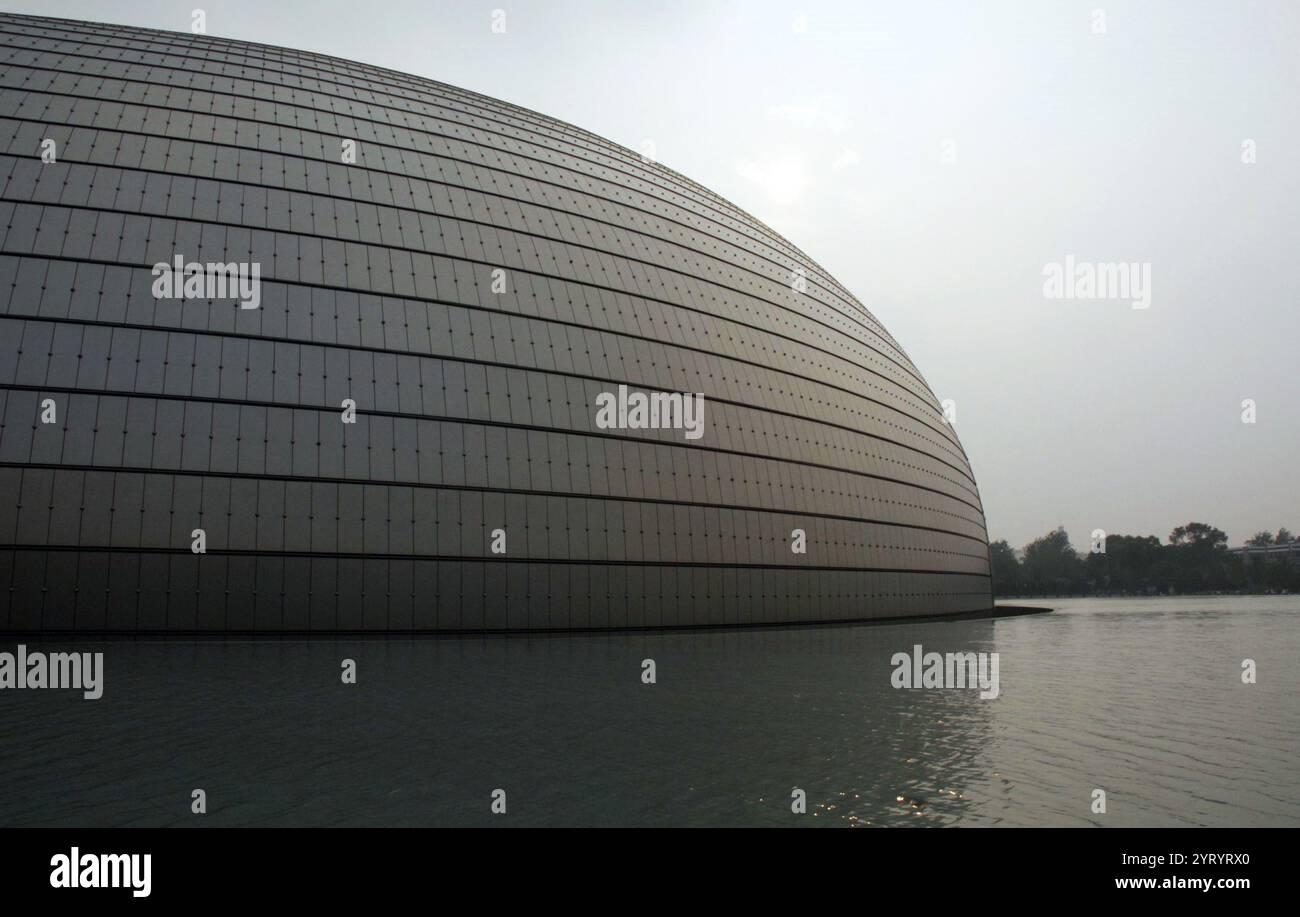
[{"x1": 1, "y1": 596, "x2": 1296, "y2": 826}]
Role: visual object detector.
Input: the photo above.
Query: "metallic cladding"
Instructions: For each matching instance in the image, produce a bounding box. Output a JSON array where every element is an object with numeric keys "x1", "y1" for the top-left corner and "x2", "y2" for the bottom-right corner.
[{"x1": 0, "y1": 14, "x2": 990, "y2": 631}]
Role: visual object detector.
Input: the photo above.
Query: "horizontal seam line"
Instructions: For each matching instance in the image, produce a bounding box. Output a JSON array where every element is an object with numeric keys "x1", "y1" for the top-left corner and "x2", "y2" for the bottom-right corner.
[
  {"x1": 0, "y1": 118, "x2": 943, "y2": 432},
  {"x1": 0, "y1": 154, "x2": 964, "y2": 452},
  {"x1": 0, "y1": 458, "x2": 989, "y2": 544},
  {"x1": 0, "y1": 53, "x2": 926, "y2": 378},
  {"x1": 0, "y1": 345, "x2": 985, "y2": 510},
  {"x1": 0, "y1": 258, "x2": 982, "y2": 493},
  {"x1": 0, "y1": 544, "x2": 992, "y2": 574},
  {"x1": 0, "y1": 378, "x2": 988, "y2": 519},
  {"x1": 0, "y1": 21, "x2": 865, "y2": 307}
]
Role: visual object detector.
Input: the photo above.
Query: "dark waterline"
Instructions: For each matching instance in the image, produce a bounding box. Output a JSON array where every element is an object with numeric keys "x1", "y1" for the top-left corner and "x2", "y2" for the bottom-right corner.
[{"x1": 1, "y1": 596, "x2": 1296, "y2": 827}]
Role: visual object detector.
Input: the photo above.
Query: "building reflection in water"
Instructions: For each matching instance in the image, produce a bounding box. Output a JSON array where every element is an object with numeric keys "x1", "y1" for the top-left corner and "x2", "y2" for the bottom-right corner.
[{"x1": 0, "y1": 617, "x2": 1000, "y2": 827}]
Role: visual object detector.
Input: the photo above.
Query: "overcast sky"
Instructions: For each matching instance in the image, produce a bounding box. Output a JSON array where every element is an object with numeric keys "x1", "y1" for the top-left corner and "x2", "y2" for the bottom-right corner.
[{"x1": 5, "y1": 0, "x2": 1297, "y2": 549}]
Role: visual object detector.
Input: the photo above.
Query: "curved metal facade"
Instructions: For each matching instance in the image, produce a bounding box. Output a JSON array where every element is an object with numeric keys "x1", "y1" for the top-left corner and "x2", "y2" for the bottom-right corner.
[{"x1": 0, "y1": 14, "x2": 990, "y2": 632}]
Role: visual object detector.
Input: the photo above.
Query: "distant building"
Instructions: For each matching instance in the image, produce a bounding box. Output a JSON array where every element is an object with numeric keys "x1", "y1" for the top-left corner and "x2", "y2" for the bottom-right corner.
[{"x1": 1229, "y1": 543, "x2": 1300, "y2": 565}]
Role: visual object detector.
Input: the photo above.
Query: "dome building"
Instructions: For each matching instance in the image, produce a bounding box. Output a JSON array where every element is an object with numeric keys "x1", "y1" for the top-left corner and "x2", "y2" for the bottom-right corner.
[{"x1": 0, "y1": 14, "x2": 990, "y2": 631}]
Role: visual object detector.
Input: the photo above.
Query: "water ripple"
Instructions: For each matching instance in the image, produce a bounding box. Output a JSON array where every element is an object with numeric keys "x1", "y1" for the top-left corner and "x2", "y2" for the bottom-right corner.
[{"x1": 0, "y1": 596, "x2": 1296, "y2": 826}]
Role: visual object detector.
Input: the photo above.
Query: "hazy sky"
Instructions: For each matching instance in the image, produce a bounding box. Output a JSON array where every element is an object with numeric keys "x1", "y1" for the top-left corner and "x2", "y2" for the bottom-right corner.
[{"x1": 4, "y1": 0, "x2": 1297, "y2": 549}]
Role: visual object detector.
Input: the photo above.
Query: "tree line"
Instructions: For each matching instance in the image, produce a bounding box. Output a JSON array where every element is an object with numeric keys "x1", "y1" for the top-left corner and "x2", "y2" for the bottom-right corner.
[{"x1": 990, "y1": 523, "x2": 1300, "y2": 597}]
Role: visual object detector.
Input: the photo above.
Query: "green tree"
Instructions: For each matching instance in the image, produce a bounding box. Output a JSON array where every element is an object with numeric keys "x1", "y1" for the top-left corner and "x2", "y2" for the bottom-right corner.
[
  {"x1": 1086, "y1": 534, "x2": 1164, "y2": 593},
  {"x1": 1021, "y1": 527, "x2": 1084, "y2": 594},
  {"x1": 989, "y1": 539, "x2": 1022, "y2": 596},
  {"x1": 1169, "y1": 522, "x2": 1228, "y2": 549},
  {"x1": 1167, "y1": 522, "x2": 1231, "y2": 591},
  {"x1": 991, "y1": 520, "x2": 1284, "y2": 597},
  {"x1": 1247, "y1": 531, "x2": 1275, "y2": 547}
]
